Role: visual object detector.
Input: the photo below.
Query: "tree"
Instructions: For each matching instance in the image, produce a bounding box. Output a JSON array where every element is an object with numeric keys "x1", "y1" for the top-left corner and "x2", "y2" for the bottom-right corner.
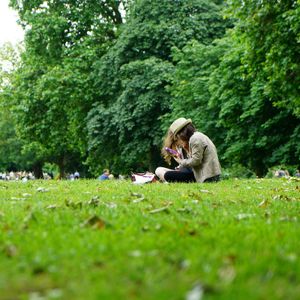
[
  {"x1": 87, "y1": 0, "x2": 229, "y2": 174},
  {"x1": 209, "y1": 34, "x2": 300, "y2": 176},
  {"x1": 165, "y1": 1, "x2": 300, "y2": 176},
  {"x1": 226, "y1": 0, "x2": 300, "y2": 117},
  {"x1": 0, "y1": 43, "x2": 25, "y2": 171},
  {"x1": 87, "y1": 57, "x2": 174, "y2": 174},
  {"x1": 10, "y1": 0, "x2": 128, "y2": 177},
  {"x1": 165, "y1": 39, "x2": 229, "y2": 149}
]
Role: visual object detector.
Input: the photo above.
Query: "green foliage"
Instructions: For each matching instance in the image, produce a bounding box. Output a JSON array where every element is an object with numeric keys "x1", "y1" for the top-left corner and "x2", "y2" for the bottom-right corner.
[
  {"x1": 227, "y1": 0, "x2": 300, "y2": 117},
  {"x1": 221, "y1": 164, "x2": 256, "y2": 179},
  {"x1": 11, "y1": 0, "x2": 125, "y2": 59},
  {"x1": 207, "y1": 27, "x2": 300, "y2": 176},
  {"x1": 0, "y1": 43, "x2": 25, "y2": 171},
  {"x1": 9, "y1": 0, "x2": 128, "y2": 177},
  {"x1": 88, "y1": 58, "x2": 173, "y2": 174},
  {"x1": 0, "y1": 106, "x2": 23, "y2": 171},
  {"x1": 12, "y1": 61, "x2": 82, "y2": 177},
  {"x1": 167, "y1": 1, "x2": 300, "y2": 176},
  {"x1": 128, "y1": 0, "x2": 229, "y2": 53},
  {"x1": 88, "y1": 0, "x2": 229, "y2": 174},
  {"x1": 165, "y1": 39, "x2": 229, "y2": 146},
  {"x1": 42, "y1": 162, "x2": 59, "y2": 177}
]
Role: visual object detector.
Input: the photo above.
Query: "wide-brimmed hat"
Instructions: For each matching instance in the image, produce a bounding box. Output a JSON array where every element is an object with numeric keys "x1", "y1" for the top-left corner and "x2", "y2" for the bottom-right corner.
[{"x1": 170, "y1": 118, "x2": 192, "y2": 135}]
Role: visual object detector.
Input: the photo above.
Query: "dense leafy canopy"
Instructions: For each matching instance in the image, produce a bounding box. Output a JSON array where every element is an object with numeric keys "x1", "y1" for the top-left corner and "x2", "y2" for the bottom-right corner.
[
  {"x1": 227, "y1": 0, "x2": 300, "y2": 116},
  {"x1": 8, "y1": 0, "x2": 129, "y2": 176},
  {"x1": 208, "y1": 35, "x2": 300, "y2": 176},
  {"x1": 0, "y1": 0, "x2": 299, "y2": 177},
  {"x1": 0, "y1": 44, "x2": 24, "y2": 171},
  {"x1": 86, "y1": 0, "x2": 229, "y2": 174}
]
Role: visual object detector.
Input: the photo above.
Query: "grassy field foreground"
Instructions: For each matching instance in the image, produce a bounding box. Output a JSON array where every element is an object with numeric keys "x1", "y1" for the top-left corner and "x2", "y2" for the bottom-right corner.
[{"x1": 0, "y1": 178, "x2": 300, "y2": 300}]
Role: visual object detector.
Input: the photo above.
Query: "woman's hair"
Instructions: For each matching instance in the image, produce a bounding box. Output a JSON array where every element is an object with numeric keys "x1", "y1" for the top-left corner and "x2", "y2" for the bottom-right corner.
[
  {"x1": 177, "y1": 123, "x2": 196, "y2": 142},
  {"x1": 161, "y1": 129, "x2": 178, "y2": 165},
  {"x1": 161, "y1": 123, "x2": 196, "y2": 164}
]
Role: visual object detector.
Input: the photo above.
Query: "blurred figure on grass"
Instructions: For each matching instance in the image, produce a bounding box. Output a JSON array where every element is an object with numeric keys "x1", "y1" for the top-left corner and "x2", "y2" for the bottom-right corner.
[{"x1": 98, "y1": 169, "x2": 110, "y2": 181}]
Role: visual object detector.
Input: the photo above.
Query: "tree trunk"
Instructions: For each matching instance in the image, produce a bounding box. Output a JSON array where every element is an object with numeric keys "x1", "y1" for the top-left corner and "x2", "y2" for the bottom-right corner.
[
  {"x1": 32, "y1": 162, "x2": 43, "y2": 179},
  {"x1": 253, "y1": 162, "x2": 267, "y2": 178},
  {"x1": 148, "y1": 146, "x2": 162, "y2": 173},
  {"x1": 58, "y1": 156, "x2": 66, "y2": 179}
]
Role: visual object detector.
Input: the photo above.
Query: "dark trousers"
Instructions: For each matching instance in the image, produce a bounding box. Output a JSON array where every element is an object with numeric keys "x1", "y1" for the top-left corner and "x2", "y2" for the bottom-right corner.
[
  {"x1": 203, "y1": 175, "x2": 221, "y2": 183},
  {"x1": 164, "y1": 168, "x2": 196, "y2": 183},
  {"x1": 164, "y1": 169, "x2": 220, "y2": 183}
]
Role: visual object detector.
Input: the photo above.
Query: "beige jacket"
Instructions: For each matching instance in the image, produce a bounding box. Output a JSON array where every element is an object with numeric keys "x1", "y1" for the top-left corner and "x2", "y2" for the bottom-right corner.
[{"x1": 179, "y1": 132, "x2": 221, "y2": 182}]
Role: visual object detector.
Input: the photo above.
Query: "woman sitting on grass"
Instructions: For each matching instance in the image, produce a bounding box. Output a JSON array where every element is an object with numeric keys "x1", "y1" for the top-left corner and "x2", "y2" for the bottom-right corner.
[{"x1": 155, "y1": 118, "x2": 221, "y2": 183}]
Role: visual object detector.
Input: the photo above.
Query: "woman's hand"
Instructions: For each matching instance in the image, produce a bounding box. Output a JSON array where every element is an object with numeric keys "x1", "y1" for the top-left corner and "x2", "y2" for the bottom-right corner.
[{"x1": 175, "y1": 152, "x2": 182, "y2": 159}]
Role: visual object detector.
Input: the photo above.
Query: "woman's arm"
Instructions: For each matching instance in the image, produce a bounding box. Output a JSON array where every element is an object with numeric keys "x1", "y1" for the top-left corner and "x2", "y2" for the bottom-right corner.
[{"x1": 178, "y1": 136, "x2": 206, "y2": 168}]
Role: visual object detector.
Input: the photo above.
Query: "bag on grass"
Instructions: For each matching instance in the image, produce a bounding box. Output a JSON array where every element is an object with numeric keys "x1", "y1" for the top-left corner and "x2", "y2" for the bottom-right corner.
[{"x1": 131, "y1": 172, "x2": 156, "y2": 184}]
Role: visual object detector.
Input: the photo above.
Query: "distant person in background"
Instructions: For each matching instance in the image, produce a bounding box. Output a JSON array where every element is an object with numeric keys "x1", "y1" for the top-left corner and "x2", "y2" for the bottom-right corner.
[
  {"x1": 274, "y1": 169, "x2": 289, "y2": 178},
  {"x1": 98, "y1": 169, "x2": 110, "y2": 181},
  {"x1": 74, "y1": 171, "x2": 80, "y2": 179},
  {"x1": 9, "y1": 171, "x2": 16, "y2": 180},
  {"x1": 118, "y1": 174, "x2": 126, "y2": 180},
  {"x1": 43, "y1": 173, "x2": 52, "y2": 180},
  {"x1": 294, "y1": 170, "x2": 300, "y2": 178}
]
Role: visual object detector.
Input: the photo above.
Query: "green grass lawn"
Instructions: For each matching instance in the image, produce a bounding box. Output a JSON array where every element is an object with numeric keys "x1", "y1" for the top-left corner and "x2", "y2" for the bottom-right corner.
[{"x1": 0, "y1": 178, "x2": 299, "y2": 300}]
